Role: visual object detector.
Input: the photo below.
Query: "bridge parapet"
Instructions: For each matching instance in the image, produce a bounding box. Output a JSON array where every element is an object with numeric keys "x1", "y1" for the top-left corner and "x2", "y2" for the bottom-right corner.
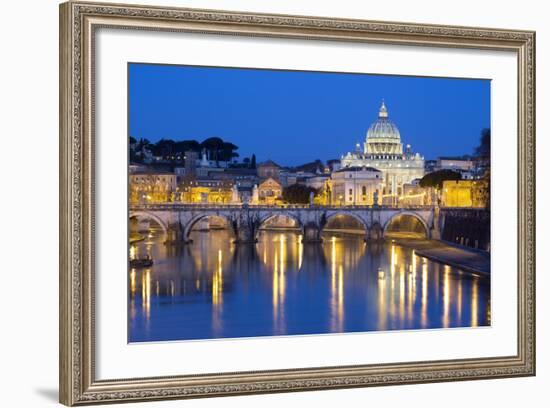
[
  {"x1": 130, "y1": 203, "x2": 435, "y2": 211},
  {"x1": 129, "y1": 204, "x2": 438, "y2": 244}
]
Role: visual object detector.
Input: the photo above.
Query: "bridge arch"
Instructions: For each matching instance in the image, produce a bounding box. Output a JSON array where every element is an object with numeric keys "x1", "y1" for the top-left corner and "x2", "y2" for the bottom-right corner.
[
  {"x1": 129, "y1": 210, "x2": 169, "y2": 236},
  {"x1": 383, "y1": 211, "x2": 429, "y2": 239},
  {"x1": 183, "y1": 213, "x2": 235, "y2": 240},
  {"x1": 255, "y1": 212, "x2": 304, "y2": 239},
  {"x1": 322, "y1": 211, "x2": 369, "y2": 235}
]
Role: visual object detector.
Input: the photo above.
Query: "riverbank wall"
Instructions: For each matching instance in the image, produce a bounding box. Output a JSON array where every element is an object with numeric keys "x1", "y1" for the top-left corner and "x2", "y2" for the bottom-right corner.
[{"x1": 439, "y1": 208, "x2": 490, "y2": 252}]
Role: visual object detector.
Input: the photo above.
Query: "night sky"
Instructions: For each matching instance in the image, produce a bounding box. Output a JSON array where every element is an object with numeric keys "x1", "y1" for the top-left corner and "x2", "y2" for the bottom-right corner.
[{"x1": 128, "y1": 63, "x2": 490, "y2": 166}]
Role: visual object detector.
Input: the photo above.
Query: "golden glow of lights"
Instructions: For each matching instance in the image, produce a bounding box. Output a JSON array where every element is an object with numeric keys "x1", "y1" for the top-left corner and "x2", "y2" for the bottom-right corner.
[
  {"x1": 298, "y1": 238, "x2": 303, "y2": 270},
  {"x1": 390, "y1": 245, "x2": 396, "y2": 290},
  {"x1": 141, "y1": 269, "x2": 151, "y2": 321},
  {"x1": 390, "y1": 246, "x2": 396, "y2": 318},
  {"x1": 421, "y1": 262, "x2": 428, "y2": 327},
  {"x1": 399, "y1": 263, "x2": 405, "y2": 323},
  {"x1": 398, "y1": 192, "x2": 426, "y2": 200},
  {"x1": 129, "y1": 245, "x2": 136, "y2": 260},
  {"x1": 331, "y1": 236, "x2": 337, "y2": 294},
  {"x1": 272, "y1": 249, "x2": 287, "y2": 329},
  {"x1": 328, "y1": 236, "x2": 345, "y2": 332},
  {"x1": 212, "y1": 276, "x2": 219, "y2": 305},
  {"x1": 443, "y1": 265, "x2": 451, "y2": 328},
  {"x1": 278, "y1": 235, "x2": 286, "y2": 300},
  {"x1": 130, "y1": 269, "x2": 136, "y2": 295},
  {"x1": 212, "y1": 249, "x2": 223, "y2": 306},
  {"x1": 272, "y1": 253, "x2": 278, "y2": 312},
  {"x1": 337, "y1": 265, "x2": 344, "y2": 331},
  {"x1": 279, "y1": 234, "x2": 285, "y2": 276},
  {"x1": 434, "y1": 263, "x2": 440, "y2": 302},
  {"x1": 329, "y1": 238, "x2": 345, "y2": 332},
  {"x1": 471, "y1": 278, "x2": 479, "y2": 327},
  {"x1": 211, "y1": 249, "x2": 225, "y2": 334}
]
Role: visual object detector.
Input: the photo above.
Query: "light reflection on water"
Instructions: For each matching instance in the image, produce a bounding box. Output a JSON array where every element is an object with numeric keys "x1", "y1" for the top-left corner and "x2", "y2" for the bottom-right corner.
[{"x1": 128, "y1": 229, "x2": 490, "y2": 342}]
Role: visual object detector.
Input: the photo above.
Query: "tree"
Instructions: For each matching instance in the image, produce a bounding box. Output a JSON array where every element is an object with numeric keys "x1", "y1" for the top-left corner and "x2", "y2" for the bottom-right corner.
[
  {"x1": 419, "y1": 169, "x2": 462, "y2": 190},
  {"x1": 283, "y1": 184, "x2": 318, "y2": 204},
  {"x1": 473, "y1": 169, "x2": 490, "y2": 209},
  {"x1": 174, "y1": 140, "x2": 200, "y2": 154},
  {"x1": 200, "y1": 137, "x2": 239, "y2": 163},
  {"x1": 475, "y1": 128, "x2": 491, "y2": 160},
  {"x1": 130, "y1": 136, "x2": 240, "y2": 163},
  {"x1": 151, "y1": 138, "x2": 176, "y2": 157},
  {"x1": 220, "y1": 141, "x2": 239, "y2": 161},
  {"x1": 199, "y1": 137, "x2": 223, "y2": 162},
  {"x1": 137, "y1": 138, "x2": 151, "y2": 150},
  {"x1": 250, "y1": 154, "x2": 257, "y2": 169},
  {"x1": 473, "y1": 128, "x2": 491, "y2": 208}
]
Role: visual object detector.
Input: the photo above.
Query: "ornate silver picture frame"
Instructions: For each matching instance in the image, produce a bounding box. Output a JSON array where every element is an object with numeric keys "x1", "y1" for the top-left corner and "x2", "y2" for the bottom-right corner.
[{"x1": 59, "y1": 1, "x2": 535, "y2": 405}]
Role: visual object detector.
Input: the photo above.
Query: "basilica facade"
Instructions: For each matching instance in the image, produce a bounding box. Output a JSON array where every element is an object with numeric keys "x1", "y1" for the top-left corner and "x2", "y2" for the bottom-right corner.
[{"x1": 340, "y1": 101, "x2": 425, "y2": 204}]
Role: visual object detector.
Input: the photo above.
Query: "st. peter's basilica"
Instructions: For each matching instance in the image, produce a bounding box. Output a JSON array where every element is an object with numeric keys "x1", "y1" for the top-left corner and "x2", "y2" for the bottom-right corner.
[{"x1": 340, "y1": 101, "x2": 425, "y2": 201}]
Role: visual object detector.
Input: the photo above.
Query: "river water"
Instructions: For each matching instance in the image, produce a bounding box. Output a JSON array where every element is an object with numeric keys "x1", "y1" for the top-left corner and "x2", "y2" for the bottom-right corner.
[{"x1": 129, "y1": 229, "x2": 490, "y2": 342}]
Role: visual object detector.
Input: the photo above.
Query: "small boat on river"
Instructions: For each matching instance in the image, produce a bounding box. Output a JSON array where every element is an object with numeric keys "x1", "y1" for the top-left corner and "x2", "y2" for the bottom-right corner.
[{"x1": 130, "y1": 256, "x2": 153, "y2": 268}]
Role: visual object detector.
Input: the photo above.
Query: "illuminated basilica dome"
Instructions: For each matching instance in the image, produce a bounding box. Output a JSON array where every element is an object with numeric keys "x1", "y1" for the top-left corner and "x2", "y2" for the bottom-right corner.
[
  {"x1": 364, "y1": 101, "x2": 403, "y2": 157},
  {"x1": 366, "y1": 101, "x2": 401, "y2": 142}
]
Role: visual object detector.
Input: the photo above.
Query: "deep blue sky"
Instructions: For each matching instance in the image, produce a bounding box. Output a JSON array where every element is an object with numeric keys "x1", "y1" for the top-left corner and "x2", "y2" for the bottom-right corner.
[{"x1": 129, "y1": 63, "x2": 490, "y2": 166}]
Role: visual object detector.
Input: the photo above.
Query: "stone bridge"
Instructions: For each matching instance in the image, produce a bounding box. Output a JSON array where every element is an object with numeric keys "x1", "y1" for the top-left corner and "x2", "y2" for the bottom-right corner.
[{"x1": 129, "y1": 204, "x2": 439, "y2": 244}]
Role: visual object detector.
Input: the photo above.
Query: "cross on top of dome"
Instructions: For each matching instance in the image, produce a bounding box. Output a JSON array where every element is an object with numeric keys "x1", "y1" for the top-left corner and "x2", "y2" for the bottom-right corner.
[{"x1": 378, "y1": 100, "x2": 388, "y2": 118}]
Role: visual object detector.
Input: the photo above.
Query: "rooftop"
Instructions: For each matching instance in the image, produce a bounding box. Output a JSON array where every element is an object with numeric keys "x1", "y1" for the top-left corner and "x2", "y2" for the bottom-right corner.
[
  {"x1": 258, "y1": 159, "x2": 281, "y2": 168},
  {"x1": 334, "y1": 166, "x2": 381, "y2": 173},
  {"x1": 130, "y1": 170, "x2": 174, "y2": 176},
  {"x1": 438, "y1": 155, "x2": 473, "y2": 161}
]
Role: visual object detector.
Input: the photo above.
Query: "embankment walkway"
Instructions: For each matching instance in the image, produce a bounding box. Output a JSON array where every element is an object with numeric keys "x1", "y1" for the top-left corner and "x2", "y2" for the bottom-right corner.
[{"x1": 393, "y1": 238, "x2": 490, "y2": 277}]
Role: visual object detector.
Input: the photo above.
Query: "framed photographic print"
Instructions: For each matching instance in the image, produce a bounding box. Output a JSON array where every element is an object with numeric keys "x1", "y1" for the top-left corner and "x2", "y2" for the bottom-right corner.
[{"x1": 59, "y1": 1, "x2": 536, "y2": 405}]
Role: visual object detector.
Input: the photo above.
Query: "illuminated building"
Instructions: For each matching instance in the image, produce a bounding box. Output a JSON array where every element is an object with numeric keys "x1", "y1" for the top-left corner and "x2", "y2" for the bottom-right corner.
[
  {"x1": 441, "y1": 180, "x2": 487, "y2": 208},
  {"x1": 207, "y1": 167, "x2": 259, "y2": 188},
  {"x1": 340, "y1": 101, "x2": 425, "y2": 204},
  {"x1": 129, "y1": 172, "x2": 177, "y2": 204},
  {"x1": 179, "y1": 179, "x2": 234, "y2": 204},
  {"x1": 400, "y1": 181, "x2": 432, "y2": 207},
  {"x1": 258, "y1": 177, "x2": 283, "y2": 204},
  {"x1": 330, "y1": 167, "x2": 384, "y2": 206}
]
